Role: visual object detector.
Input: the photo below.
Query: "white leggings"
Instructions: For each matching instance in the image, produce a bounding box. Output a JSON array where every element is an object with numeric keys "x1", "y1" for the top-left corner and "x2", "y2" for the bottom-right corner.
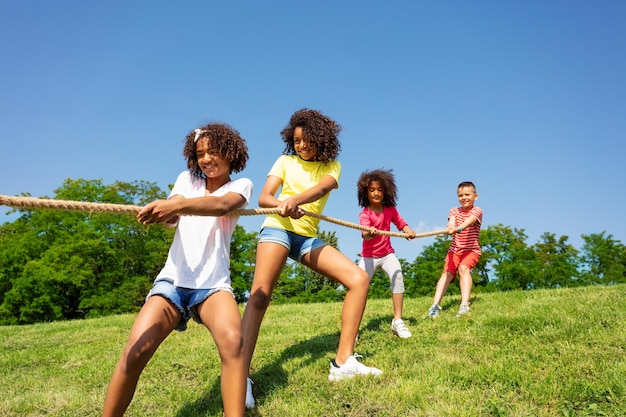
[{"x1": 358, "y1": 253, "x2": 405, "y2": 294}]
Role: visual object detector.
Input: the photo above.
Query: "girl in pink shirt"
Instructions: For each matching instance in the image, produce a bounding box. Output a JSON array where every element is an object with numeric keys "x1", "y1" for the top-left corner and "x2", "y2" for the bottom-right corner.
[{"x1": 357, "y1": 169, "x2": 416, "y2": 338}]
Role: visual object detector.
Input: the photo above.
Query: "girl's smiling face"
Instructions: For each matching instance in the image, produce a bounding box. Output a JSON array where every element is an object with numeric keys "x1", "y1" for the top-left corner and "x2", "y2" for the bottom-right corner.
[
  {"x1": 195, "y1": 138, "x2": 231, "y2": 179},
  {"x1": 293, "y1": 126, "x2": 317, "y2": 161}
]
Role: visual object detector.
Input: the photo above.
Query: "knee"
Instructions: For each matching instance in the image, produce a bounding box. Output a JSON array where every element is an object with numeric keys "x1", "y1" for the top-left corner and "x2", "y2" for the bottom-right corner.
[
  {"x1": 118, "y1": 342, "x2": 153, "y2": 375},
  {"x1": 221, "y1": 329, "x2": 244, "y2": 355},
  {"x1": 348, "y1": 268, "x2": 370, "y2": 292},
  {"x1": 458, "y1": 265, "x2": 471, "y2": 276},
  {"x1": 391, "y1": 281, "x2": 405, "y2": 294},
  {"x1": 441, "y1": 272, "x2": 455, "y2": 284},
  {"x1": 217, "y1": 330, "x2": 244, "y2": 363},
  {"x1": 247, "y1": 288, "x2": 272, "y2": 310},
  {"x1": 390, "y1": 271, "x2": 404, "y2": 293}
]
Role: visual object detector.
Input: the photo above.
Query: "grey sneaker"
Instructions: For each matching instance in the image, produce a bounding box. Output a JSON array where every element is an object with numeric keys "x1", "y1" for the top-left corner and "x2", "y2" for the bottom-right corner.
[
  {"x1": 328, "y1": 354, "x2": 383, "y2": 381},
  {"x1": 391, "y1": 319, "x2": 412, "y2": 338},
  {"x1": 245, "y1": 377, "x2": 255, "y2": 409},
  {"x1": 427, "y1": 304, "x2": 441, "y2": 318},
  {"x1": 457, "y1": 304, "x2": 471, "y2": 317}
]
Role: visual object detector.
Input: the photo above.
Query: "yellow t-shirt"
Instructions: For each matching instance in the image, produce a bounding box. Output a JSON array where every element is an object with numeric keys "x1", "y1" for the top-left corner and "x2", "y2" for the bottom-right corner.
[{"x1": 261, "y1": 155, "x2": 341, "y2": 237}]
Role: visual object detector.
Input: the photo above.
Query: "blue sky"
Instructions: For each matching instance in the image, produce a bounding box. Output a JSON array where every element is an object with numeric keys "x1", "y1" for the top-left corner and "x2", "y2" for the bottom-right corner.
[{"x1": 1, "y1": 1, "x2": 624, "y2": 262}]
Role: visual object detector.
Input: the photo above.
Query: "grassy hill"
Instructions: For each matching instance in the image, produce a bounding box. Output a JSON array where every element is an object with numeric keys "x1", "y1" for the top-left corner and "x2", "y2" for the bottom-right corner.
[{"x1": 1, "y1": 285, "x2": 624, "y2": 416}]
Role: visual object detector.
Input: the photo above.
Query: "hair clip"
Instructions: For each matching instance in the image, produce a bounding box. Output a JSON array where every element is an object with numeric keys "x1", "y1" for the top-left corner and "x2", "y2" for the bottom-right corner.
[{"x1": 193, "y1": 129, "x2": 206, "y2": 143}]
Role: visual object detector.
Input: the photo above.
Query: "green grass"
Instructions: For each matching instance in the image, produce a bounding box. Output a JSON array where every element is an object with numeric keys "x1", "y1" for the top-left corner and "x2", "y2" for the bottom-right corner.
[{"x1": 1, "y1": 285, "x2": 625, "y2": 416}]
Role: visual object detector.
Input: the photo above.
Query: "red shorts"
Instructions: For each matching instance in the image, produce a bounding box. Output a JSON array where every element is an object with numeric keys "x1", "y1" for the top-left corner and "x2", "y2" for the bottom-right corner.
[{"x1": 443, "y1": 251, "x2": 480, "y2": 275}]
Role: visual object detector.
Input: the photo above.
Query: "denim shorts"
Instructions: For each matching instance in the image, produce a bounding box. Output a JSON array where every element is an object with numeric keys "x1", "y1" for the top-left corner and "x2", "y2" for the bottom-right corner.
[
  {"x1": 146, "y1": 278, "x2": 234, "y2": 331},
  {"x1": 258, "y1": 227, "x2": 327, "y2": 262}
]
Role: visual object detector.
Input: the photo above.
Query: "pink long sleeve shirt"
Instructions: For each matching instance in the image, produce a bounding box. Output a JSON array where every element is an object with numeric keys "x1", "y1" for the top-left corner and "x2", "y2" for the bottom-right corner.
[{"x1": 359, "y1": 206, "x2": 408, "y2": 258}]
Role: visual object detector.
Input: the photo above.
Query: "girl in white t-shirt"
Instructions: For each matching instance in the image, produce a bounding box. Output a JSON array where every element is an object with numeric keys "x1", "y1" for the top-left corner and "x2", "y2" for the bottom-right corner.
[{"x1": 103, "y1": 123, "x2": 253, "y2": 417}]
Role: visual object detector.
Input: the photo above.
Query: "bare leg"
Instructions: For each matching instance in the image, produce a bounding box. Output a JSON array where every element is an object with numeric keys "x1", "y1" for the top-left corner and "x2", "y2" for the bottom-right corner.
[
  {"x1": 102, "y1": 296, "x2": 180, "y2": 417},
  {"x1": 457, "y1": 265, "x2": 473, "y2": 306},
  {"x1": 241, "y1": 242, "x2": 289, "y2": 373},
  {"x1": 432, "y1": 271, "x2": 455, "y2": 307},
  {"x1": 391, "y1": 292, "x2": 404, "y2": 321},
  {"x1": 198, "y1": 291, "x2": 245, "y2": 417},
  {"x1": 302, "y1": 245, "x2": 370, "y2": 365}
]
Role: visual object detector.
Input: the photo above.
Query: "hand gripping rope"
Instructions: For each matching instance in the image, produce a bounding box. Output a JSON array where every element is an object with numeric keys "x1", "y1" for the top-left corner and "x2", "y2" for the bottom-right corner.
[{"x1": 0, "y1": 195, "x2": 447, "y2": 239}]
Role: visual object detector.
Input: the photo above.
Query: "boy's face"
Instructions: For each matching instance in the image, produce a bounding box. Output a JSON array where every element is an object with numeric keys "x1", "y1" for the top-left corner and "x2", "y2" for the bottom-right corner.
[{"x1": 457, "y1": 186, "x2": 477, "y2": 210}]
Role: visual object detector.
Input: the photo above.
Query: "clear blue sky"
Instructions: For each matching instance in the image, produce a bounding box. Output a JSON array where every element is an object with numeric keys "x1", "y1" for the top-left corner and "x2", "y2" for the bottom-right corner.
[{"x1": 1, "y1": 1, "x2": 624, "y2": 262}]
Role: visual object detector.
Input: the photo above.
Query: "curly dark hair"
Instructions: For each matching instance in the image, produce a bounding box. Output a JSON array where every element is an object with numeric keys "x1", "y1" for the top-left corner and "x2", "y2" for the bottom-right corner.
[
  {"x1": 356, "y1": 168, "x2": 399, "y2": 208},
  {"x1": 280, "y1": 108, "x2": 342, "y2": 162},
  {"x1": 182, "y1": 123, "x2": 249, "y2": 180}
]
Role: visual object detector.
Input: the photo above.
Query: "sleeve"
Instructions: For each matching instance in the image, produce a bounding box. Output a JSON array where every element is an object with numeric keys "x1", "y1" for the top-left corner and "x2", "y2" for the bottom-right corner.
[
  {"x1": 326, "y1": 161, "x2": 342, "y2": 187},
  {"x1": 391, "y1": 207, "x2": 408, "y2": 231},
  {"x1": 228, "y1": 178, "x2": 254, "y2": 205},
  {"x1": 267, "y1": 156, "x2": 286, "y2": 180},
  {"x1": 471, "y1": 207, "x2": 483, "y2": 224},
  {"x1": 169, "y1": 171, "x2": 191, "y2": 198},
  {"x1": 359, "y1": 209, "x2": 371, "y2": 227}
]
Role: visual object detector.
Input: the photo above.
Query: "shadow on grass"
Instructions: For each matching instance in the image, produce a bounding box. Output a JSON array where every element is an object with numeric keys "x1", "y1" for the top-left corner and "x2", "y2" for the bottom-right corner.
[{"x1": 174, "y1": 332, "x2": 339, "y2": 416}]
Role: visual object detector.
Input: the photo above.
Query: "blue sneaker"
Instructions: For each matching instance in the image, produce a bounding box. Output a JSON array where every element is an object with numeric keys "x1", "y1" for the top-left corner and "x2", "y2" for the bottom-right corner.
[{"x1": 427, "y1": 304, "x2": 441, "y2": 318}]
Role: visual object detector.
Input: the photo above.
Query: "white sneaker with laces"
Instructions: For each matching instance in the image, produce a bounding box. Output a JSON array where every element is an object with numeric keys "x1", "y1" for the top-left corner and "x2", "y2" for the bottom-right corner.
[
  {"x1": 328, "y1": 353, "x2": 383, "y2": 381},
  {"x1": 245, "y1": 377, "x2": 255, "y2": 409},
  {"x1": 391, "y1": 319, "x2": 412, "y2": 338}
]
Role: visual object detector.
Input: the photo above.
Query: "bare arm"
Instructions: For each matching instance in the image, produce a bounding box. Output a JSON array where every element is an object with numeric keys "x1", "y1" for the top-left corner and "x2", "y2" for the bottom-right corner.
[
  {"x1": 447, "y1": 214, "x2": 479, "y2": 235},
  {"x1": 137, "y1": 192, "x2": 247, "y2": 225},
  {"x1": 259, "y1": 174, "x2": 337, "y2": 218}
]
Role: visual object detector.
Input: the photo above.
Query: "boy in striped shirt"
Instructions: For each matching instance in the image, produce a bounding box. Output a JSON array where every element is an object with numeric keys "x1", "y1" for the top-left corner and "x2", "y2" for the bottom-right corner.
[{"x1": 427, "y1": 182, "x2": 482, "y2": 318}]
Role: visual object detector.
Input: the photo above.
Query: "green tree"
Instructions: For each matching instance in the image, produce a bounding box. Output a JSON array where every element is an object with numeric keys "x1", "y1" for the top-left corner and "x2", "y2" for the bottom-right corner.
[
  {"x1": 404, "y1": 235, "x2": 451, "y2": 297},
  {"x1": 480, "y1": 224, "x2": 539, "y2": 291},
  {"x1": 368, "y1": 269, "x2": 392, "y2": 299},
  {"x1": 229, "y1": 225, "x2": 258, "y2": 303},
  {"x1": 578, "y1": 232, "x2": 626, "y2": 285},
  {"x1": 0, "y1": 179, "x2": 172, "y2": 324},
  {"x1": 532, "y1": 232, "x2": 579, "y2": 288}
]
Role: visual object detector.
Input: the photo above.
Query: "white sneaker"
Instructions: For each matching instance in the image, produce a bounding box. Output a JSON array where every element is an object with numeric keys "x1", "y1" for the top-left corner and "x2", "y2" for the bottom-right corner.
[
  {"x1": 391, "y1": 319, "x2": 412, "y2": 338},
  {"x1": 456, "y1": 304, "x2": 471, "y2": 317},
  {"x1": 245, "y1": 377, "x2": 255, "y2": 409},
  {"x1": 328, "y1": 354, "x2": 383, "y2": 381}
]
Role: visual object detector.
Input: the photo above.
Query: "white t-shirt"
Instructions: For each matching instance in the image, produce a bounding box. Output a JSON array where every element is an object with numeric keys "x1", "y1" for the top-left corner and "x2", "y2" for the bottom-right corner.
[{"x1": 155, "y1": 171, "x2": 253, "y2": 289}]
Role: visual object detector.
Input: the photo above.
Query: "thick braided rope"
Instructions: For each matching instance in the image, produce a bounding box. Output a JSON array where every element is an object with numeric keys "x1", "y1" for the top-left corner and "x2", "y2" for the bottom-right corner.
[{"x1": 0, "y1": 194, "x2": 447, "y2": 239}]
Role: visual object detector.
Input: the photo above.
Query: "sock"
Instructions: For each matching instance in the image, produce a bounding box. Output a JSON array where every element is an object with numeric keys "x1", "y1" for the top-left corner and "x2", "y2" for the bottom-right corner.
[{"x1": 331, "y1": 359, "x2": 340, "y2": 368}]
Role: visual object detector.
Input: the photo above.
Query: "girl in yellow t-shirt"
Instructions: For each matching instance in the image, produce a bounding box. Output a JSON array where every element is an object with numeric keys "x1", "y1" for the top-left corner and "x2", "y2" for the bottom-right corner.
[{"x1": 241, "y1": 108, "x2": 381, "y2": 408}]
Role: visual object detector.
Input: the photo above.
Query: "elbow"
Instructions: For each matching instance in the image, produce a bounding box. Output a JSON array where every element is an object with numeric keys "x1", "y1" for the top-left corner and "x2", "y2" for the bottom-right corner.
[
  {"x1": 258, "y1": 196, "x2": 273, "y2": 208},
  {"x1": 214, "y1": 200, "x2": 238, "y2": 216}
]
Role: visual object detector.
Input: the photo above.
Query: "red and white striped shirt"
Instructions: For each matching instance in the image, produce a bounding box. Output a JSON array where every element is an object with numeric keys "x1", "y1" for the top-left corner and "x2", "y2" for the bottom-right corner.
[{"x1": 448, "y1": 206, "x2": 482, "y2": 255}]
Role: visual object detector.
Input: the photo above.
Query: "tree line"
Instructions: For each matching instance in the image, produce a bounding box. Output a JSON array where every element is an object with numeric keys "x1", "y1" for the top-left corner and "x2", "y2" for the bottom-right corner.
[{"x1": 1, "y1": 179, "x2": 624, "y2": 325}]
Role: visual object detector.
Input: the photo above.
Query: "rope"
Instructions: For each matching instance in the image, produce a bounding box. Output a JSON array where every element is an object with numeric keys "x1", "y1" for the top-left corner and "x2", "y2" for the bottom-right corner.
[{"x1": 0, "y1": 194, "x2": 447, "y2": 239}]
